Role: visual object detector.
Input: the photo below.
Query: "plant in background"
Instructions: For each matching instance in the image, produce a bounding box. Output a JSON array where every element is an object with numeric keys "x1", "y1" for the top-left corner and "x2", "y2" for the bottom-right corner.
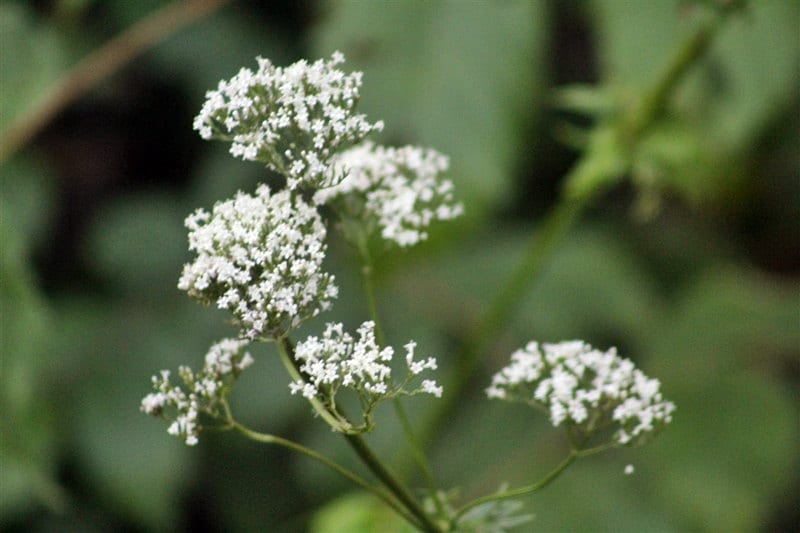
[{"x1": 140, "y1": 42, "x2": 703, "y2": 531}]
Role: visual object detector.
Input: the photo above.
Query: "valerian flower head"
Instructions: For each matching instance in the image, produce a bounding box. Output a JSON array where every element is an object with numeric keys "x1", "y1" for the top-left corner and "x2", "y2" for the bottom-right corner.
[
  {"x1": 313, "y1": 141, "x2": 464, "y2": 247},
  {"x1": 177, "y1": 184, "x2": 338, "y2": 340},
  {"x1": 290, "y1": 321, "x2": 442, "y2": 431},
  {"x1": 487, "y1": 341, "x2": 675, "y2": 446},
  {"x1": 193, "y1": 51, "x2": 384, "y2": 190},
  {"x1": 141, "y1": 338, "x2": 253, "y2": 446}
]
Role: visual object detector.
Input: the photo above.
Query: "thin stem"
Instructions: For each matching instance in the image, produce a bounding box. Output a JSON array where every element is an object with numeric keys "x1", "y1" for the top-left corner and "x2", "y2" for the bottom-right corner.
[
  {"x1": 275, "y1": 337, "x2": 352, "y2": 432},
  {"x1": 356, "y1": 237, "x2": 442, "y2": 506},
  {"x1": 624, "y1": 12, "x2": 725, "y2": 140},
  {"x1": 0, "y1": 0, "x2": 232, "y2": 163},
  {"x1": 419, "y1": 6, "x2": 734, "y2": 450},
  {"x1": 393, "y1": 401, "x2": 447, "y2": 518},
  {"x1": 278, "y1": 334, "x2": 439, "y2": 530},
  {"x1": 422, "y1": 196, "x2": 587, "y2": 447},
  {"x1": 451, "y1": 452, "x2": 577, "y2": 526},
  {"x1": 227, "y1": 419, "x2": 422, "y2": 529},
  {"x1": 355, "y1": 234, "x2": 386, "y2": 346},
  {"x1": 344, "y1": 433, "x2": 442, "y2": 532}
]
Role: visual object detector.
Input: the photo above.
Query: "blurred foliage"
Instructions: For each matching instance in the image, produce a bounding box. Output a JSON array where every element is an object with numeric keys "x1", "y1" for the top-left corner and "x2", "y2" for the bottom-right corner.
[{"x1": 1, "y1": 0, "x2": 798, "y2": 532}]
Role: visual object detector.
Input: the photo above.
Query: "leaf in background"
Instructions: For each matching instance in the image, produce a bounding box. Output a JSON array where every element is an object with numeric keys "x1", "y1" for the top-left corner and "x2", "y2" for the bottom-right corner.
[
  {"x1": 0, "y1": 4, "x2": 69, "y2": 130},
  {"x1": 56, "y1": 295, "x2": 198, "y2": 530},
  {"x1": 310, "y1": 492, "x2": 415, "y2": 533},
  {"x1": 312, "y1": 1, "x2": 547, "y2": 209},
  {"x1": 593, "y1": 0, "x2": 800, "y2": 205},
  {"x1": 703, "y1": 0, "x2": 800, "y2": 149},
  {"x1": 83, "y1": 193, "x2": 189, "y2": 295},
  {"x1": 643, "y1": 267, "x2": 799, "y2": 530},
  {"x1": 0, "y1": 157, "x2": 65, "y2": 517},
  {"x1": 390, "y1": 223, "x2": 662, "y2": 356}
]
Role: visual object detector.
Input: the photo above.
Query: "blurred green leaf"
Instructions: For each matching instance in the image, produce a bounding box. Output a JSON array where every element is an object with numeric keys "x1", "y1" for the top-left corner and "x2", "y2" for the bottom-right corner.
[
  {"x1": 310, "y1": 492, "x2": 415, "y2": 533},
  {"x1": 593, "y1": 0, "x2": 800, "y2": 151},
  {"x1": 0, "y1": 4, "x2": 69, "y2": 130},
  {"x1": 0, "y1": 157, "x2": 64, "y2": 517},
  {"x1": 312, "y1": 1, "x2": 547, "y2": 209},
  {"x1": 643, "y1": 267, "x2": 799, "y2": 530},
  {"x1": 83, "y1": 193, "x2": 189, "y2": 294}
]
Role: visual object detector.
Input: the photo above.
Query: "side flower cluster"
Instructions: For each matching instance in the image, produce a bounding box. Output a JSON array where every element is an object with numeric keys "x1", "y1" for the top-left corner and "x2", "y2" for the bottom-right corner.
[
  {"x1": 193, "y1": 51, "x2": 383, "y2": 190},
  {"x1": 141, "y1": 338, "x2": 254, "y2": 445},
  {"x1": 486, "y1": 341, "x2": 675, "y2": 446},
  {"x1": 314, "y1": 141, "x2": 464, "y2": 247},
  {"x1": 178, "y1": 184, "x2": 338, "y2": 340},
  {"x1": 290, "y1": 321, "x2": 442, "y2": 429}
]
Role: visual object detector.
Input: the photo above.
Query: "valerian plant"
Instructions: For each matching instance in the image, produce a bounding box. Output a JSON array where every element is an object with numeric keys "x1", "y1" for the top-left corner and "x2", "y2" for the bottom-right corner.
[{"x1": 139, "y1": 5, "x2": 742, "y2": 523}]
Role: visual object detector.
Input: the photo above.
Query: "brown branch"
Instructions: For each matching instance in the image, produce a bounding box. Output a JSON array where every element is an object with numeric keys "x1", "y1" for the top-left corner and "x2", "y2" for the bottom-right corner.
[{"x1": 0, "y1": 0, "x2": 232, "y2": 163}]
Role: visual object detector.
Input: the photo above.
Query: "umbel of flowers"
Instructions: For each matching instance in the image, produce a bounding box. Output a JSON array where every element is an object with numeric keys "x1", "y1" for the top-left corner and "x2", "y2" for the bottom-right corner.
[
  {"x1": 141, "y1": 338, "x2": 253, "y2": 445},
  {"x1": 177, "y1": 185, "x2": 337, "y2": 341},
  {"x1": 143, "y1": 52, "x2": 457, "y2": 444},
  {"x1": 487, "y1": 341, "x2": 675, "y2": 446},
  {"x1": 193, "y1": 51, "x2": 384, "y2": 190}
]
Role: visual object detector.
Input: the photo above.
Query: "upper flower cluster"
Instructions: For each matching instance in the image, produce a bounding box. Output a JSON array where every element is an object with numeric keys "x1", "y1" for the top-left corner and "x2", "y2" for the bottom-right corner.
[
  {"x1": 487, "y1": 341, "x2": 675, "y2": 446},
  {"x1": 314, "y1": 141, "x2": 464, "y2": 247},
  {"x1": 193, "y1": 51, "x2": 384, "y2": 190},
  {"x1": 290, "y1": 321, "x2": 442, "y2": 430},
  {"x1": 141, "y1": 338, "x2": 253, "y2": 445},
  {"x1": 178, "y1": 184, "x2": 338, "y2": 340}
]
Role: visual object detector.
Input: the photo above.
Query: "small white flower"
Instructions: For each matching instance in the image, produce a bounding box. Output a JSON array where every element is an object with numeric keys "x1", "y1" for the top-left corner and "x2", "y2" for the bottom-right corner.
[
  {"x1": 193, "y1": 52, "x2": 383, "y2": 190},
  {"x1": 178, "y1": 184, "x2": 337, "y2": 340},
  {"x1": 313, "y1": 141, "x2": 464, "y2": 247},
  {"x1": 624, "y1": 464, "x2": 635, "y2": 475},
  {"x1": 487, "y1": 341, "x2": 675, "y2": 446}
]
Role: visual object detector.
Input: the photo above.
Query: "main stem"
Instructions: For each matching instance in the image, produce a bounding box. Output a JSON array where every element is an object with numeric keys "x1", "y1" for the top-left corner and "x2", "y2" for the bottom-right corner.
[
  {"x1": 355, "y1": 237, "x2": 446, "y2": 525},
  {"x1": 278, "y1": 332, "x2": 440, "y2": 531},
  {"x1": 344, "y1": 433, "x2": 441, "y2": 532}
]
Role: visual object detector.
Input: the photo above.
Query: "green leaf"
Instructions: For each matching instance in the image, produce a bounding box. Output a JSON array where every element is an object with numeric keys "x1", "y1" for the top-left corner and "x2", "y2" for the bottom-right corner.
[
  {"x1": 312, "y1": 1, "x2": 547, "y2": 209},
  {"x1": 83, "y1": 193, "x2": 189, "y2": 294},
  {"x1": 310, "y1": 492, "x2": 416, "y2": 533},
  {"x1": 644, "y1": 267, "x2": 799, "y2": 530},
  {"x1": 0, "y1": 4, "x2": 69, "y2": 130}
]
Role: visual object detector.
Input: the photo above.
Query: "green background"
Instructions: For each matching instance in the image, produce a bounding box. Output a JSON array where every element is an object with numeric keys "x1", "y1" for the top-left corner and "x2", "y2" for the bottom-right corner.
[{"x1": 1, "y1": 0, "x2": 798, "y2": 531}]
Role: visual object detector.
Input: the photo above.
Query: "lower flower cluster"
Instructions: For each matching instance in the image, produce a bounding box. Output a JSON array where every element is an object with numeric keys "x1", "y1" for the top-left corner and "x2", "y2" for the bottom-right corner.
[
  {"x1": 290, "y1": 321, "x2": 442, "y2": 429},
  {"x1": 141, "y1": 338, "x2": 253, "y2": 445},
  {"x1": 487, "y1": 341, "x2": 675, "y2": 446}
]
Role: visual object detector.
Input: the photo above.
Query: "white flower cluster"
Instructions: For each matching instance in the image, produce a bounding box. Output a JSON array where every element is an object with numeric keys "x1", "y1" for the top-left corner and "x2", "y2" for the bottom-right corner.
[
  {"x1": 290, "y1": 321, "x2": 442, "y2": 421},
  {"x1": 193, "y1": 51, "x2": 384, "y2": 190},
  {"x1": 487, "y1": 341, "x2": 675, "y2": 446},
  {"x1": 314, "y1": 141, "x2": 464, "y2": 247},
  {"x1": 141, "y1": 338, "x2": 253, "y2": 446},
  {"x1": 177, "y1": 184, "x2": 338, "y2": 340}
]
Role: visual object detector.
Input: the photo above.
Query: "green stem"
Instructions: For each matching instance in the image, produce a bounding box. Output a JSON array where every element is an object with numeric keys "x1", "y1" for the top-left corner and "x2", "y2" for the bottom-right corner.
[
  {"x1": 419, "y1": 6, "x2": 734, "y2": 450},
  {"x1": 422, "y1": 196, "x2": 587, "y2": 447},
  {"x1": 344, "y1": 433, "x2": 442, "y2": 532},
  {"x1": 275, "y1": 337, "x2": 353, "y2": 432},
  {"x1": 393, "y1": 400, "x2": 447, "y2": 518},
  {"x1": 356, "y1": 237, "x2": 446, "y2": 520},
  {"x1": 451, "y1": 452, "x2": 577, "y2": 526},
  {"x1": 277, "y1": 335, "x2": 438, "y2": 530},
  {"x1": 624, "y1": 12, "x2": 724, "y2": 140},
  {"x1": 355, "y1": 233, "x2": 386, "y2": 346}
]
